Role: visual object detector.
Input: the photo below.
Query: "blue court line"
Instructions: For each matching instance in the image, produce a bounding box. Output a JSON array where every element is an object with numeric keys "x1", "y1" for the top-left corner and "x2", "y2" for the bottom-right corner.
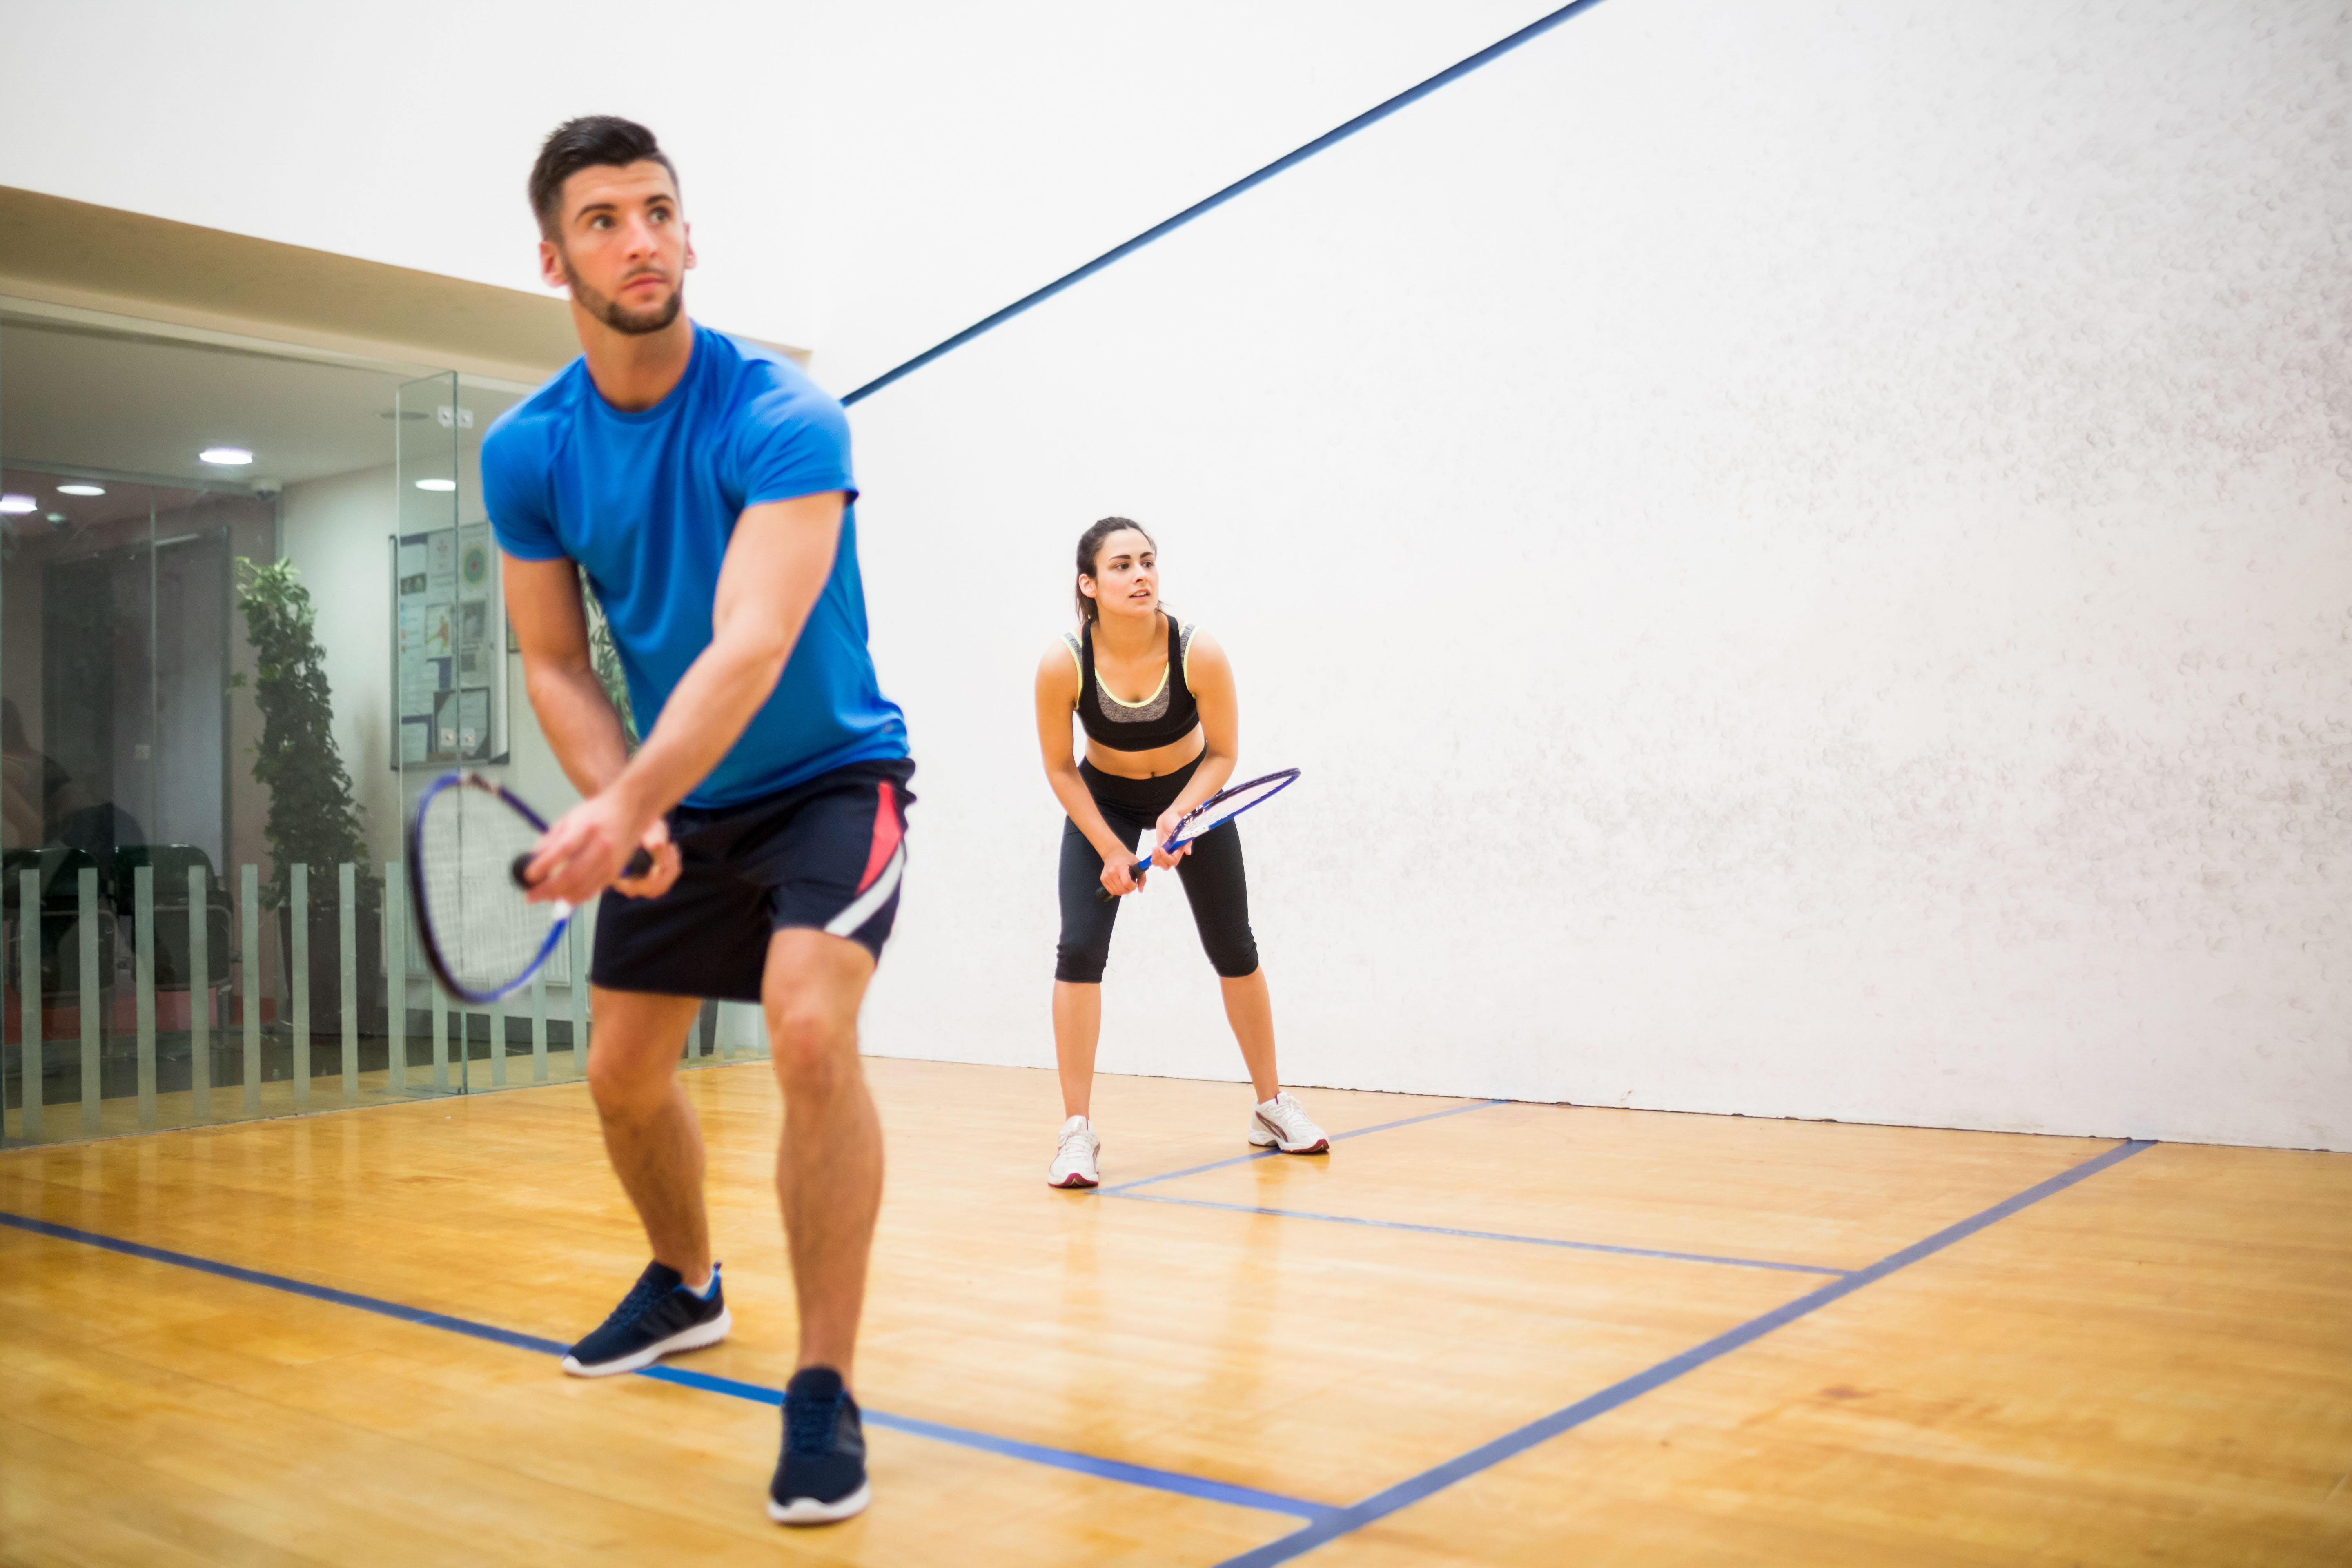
[
  {"x1": 1096, "y1": 1098, "x2": 1508, "y2": 1196},
  {"x1": 1110, "y1": 1193, "x2": 1849, "y2": 1277},
  {"x1": 0, "y1": 1209, "x2": 1333, "y2": 1523},
  {"x1": 1212, "y1": 1138, "x2": 2160, "y2": 1567},
  {"x1": 839, "y1": 0, "x2": 1613, "y2": 407},
  {"x1": 641, "y1": 1365, "x2": 1334, "y2": 1521}
]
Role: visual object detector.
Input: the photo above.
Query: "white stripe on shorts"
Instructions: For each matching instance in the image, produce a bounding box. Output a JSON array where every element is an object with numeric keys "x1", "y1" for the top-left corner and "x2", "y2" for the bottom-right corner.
[{"x1": 824, "y1": 844, "x2": 905, "y2": 939}]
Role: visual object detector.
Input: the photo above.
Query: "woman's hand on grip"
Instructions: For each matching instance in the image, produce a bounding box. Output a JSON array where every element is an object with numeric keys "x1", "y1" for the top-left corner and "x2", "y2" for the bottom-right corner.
[
  {"x1": 1099, "y1": 849, "x2": 1145, "y2": 898},
  {"x1": 1149, "y1": 805, "x2": 1194, "y2": 870}
]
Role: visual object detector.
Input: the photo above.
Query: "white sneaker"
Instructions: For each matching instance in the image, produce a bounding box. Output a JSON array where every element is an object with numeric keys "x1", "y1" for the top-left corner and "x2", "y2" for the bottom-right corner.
[
  {"x1": 1248, "y1": 1092, "x2": 1330, "y2": 1154},
  {"x1": 1048, "y1": 1115, "x2": 1102, "y2": 1188}
]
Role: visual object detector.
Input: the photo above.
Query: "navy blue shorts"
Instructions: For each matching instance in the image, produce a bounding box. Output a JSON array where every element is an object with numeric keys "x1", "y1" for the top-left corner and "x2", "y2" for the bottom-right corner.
[{"x1": 591, "y1": 757, "x2": 915, "y2": 1003}]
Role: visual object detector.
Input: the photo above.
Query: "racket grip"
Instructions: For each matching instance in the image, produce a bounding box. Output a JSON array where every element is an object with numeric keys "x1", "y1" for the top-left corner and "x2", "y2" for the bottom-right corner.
[
  {"x1": 1092, "y1": 854, "x2": 1156, "y2": 903},
  {"x1": 510, "y1": 847, "x2": 656, "y2": 889}
]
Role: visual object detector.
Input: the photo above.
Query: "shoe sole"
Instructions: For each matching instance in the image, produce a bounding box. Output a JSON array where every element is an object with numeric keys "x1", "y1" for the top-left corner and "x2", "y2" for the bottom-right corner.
[
  {"x1": 768, "y1": 1481, "x2": 872, "y2": 1526},
  {"x1": 1249, "y1": 1128, "x2": 1330, "y2": 1154},
  {"x1": 560, "y1": 1306, "x2": 733, "y2": 1377},
  {"x1": 1047, "y1": 1171, "x2": 1100, "y2": 1188}
]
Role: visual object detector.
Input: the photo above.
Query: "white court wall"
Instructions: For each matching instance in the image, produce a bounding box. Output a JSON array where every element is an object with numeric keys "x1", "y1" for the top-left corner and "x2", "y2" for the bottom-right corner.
[{"x1": 845, "y1": 0, "x2": 2352, "y2": 1151}]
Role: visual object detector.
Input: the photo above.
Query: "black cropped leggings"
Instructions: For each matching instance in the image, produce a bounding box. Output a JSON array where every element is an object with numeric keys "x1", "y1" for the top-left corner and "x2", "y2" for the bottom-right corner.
[{"x1": 1055, "y1": 756, "x2": 1259, "y2": 984}]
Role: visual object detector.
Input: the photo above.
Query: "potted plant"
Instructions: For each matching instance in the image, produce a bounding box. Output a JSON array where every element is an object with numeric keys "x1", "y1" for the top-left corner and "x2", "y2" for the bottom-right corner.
[{"x1": 235, "y1": 557, "x2": 384, "y2": 1038}]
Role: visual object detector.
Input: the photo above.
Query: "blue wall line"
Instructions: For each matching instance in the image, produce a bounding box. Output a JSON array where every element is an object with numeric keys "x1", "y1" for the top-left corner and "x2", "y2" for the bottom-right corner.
[
  {"x1": 0, "y1": 1209, "x2": 1332, "y2": 1522},
  {"x1": 1095, "y1": 1098, "x2": 1507, "y2": 1196},
  {"x1": 838, "y1": 0, "x2": 1614, "y2": 406},
  {"x1": 1110, "y1": 1192, "x2": 1849, "y2": 1276},
  {"x1": 1212, "y1": 1138, "x2": 2158, "y2": 1568}
]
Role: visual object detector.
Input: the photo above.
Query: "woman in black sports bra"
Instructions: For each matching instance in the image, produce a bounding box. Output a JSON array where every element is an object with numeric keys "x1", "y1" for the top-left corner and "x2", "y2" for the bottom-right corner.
[{"x1": 1031, "y1": 517, "x2": 1329, "y2": 1188}]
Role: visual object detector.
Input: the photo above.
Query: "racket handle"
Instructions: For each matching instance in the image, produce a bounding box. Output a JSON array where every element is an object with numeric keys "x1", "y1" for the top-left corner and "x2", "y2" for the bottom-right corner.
[
  {"x1": 510, "y1": 847, "x2": 656, "y2": 889},
  {"x1": 1092, "y1": 853, "x2": 1158, "y2": 903}
]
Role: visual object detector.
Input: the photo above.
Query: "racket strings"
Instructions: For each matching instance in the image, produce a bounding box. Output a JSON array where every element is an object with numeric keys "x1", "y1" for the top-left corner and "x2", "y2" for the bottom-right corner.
[
  {"x1": 417, "y1": 783, "x2": 559, "y2": 998},
  {"x1": 1174, "y1": 771, "x2": 1297, "y2": 844}
]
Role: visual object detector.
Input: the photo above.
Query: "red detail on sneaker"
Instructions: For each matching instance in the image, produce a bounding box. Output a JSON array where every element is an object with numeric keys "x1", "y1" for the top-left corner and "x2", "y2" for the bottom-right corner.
[{"x1": 855, "y1": 781, "x2": 902, "y2": 892}]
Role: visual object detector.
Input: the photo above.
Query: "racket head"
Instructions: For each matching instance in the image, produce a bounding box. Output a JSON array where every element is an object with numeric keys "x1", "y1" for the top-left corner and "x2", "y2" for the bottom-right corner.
[
  {"x1": 1165, "y1": 767, "x2": 1302, "y2": 851},
  {"x1": 405, "y1": 772, "x2": 568, "y2": 1004}
]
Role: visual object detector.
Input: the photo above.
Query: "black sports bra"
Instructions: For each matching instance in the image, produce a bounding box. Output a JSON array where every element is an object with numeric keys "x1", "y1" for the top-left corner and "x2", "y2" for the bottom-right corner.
[{"x1": 1062, "y1": 615, "x2": 1200, "y2": 752}]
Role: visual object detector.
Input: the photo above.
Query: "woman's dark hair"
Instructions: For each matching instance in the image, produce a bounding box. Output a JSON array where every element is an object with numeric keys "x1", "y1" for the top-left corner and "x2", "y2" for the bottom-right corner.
[
  {"x1": 529, "y1": 116, "x2": 679, "y2": 240},
  {"x1": 1074, "y1": 516, "x2": 1156, "y2": 623}
]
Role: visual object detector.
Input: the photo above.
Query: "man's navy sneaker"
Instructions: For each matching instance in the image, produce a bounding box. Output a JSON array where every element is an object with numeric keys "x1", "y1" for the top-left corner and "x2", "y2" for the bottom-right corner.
[
  {"x1": 560, "y1": 1261, "x2": 731, "y2": 1377},
  {"x1": 768, "y1": 1365, "x2": 871, "y2": 1524}
]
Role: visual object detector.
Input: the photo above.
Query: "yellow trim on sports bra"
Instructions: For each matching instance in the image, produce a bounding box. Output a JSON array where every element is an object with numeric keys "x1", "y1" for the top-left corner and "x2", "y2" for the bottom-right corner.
[
  {"x1": 1097, "y1": 665, "x2": 1170, "y2": 709},
  {"x1": 1072, "y1": 619, "x2": 1194, "y2": 708}
]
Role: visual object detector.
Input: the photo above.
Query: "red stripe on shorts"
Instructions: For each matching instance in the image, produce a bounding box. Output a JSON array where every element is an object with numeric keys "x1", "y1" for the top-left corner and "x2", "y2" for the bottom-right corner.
[{"x1": 855, "y1": 781, "x2": 902, "y2": 892}]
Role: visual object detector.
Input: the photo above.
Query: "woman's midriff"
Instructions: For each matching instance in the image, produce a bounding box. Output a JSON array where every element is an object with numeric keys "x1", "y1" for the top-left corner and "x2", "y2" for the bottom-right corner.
[{"x1": 1085, "y1": 725, "x2": 1206, "y2": 780}]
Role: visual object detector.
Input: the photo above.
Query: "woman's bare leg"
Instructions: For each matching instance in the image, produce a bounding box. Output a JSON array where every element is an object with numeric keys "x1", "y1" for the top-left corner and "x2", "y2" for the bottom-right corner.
[
  {"x1": 1053, "y1": 980, "x2": 1102, "y2": 1118},
  {"x1": 1221, "y1": 968, "x2": 1280, "y2": 1103}
]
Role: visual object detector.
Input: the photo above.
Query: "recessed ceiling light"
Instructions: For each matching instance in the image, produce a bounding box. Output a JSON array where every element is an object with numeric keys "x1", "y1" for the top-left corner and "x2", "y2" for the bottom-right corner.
[
  {"x1": 1, "y1": 495, "x2": 36, "y2": 515},
  {"x1": 414, "y1": 478, "x2": 457, "y2": 492},
  {"x1": 45, "y1": 512, "x2": 67, "y2": 524},
  {"x1": 200, "y1": 446, "x2": 254, "y2": 466},
  {"x1": 57, "y1": 482, "x2": 106, "y2": 497}
]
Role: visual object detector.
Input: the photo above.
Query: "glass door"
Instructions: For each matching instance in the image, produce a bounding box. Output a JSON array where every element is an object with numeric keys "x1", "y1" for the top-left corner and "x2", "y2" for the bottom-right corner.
[{"x1": 391, "y1": 371, "x2": 468, "y2": 1096}]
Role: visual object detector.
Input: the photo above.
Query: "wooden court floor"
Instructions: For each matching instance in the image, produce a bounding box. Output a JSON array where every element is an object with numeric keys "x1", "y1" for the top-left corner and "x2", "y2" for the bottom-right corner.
[{"x1": 1, "y1": 1058, "x2": 2347, "y2": 1566}]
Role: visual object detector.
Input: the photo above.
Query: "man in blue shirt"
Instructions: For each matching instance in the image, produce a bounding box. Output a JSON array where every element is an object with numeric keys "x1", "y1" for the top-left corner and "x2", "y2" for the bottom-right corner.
[{"x1": 484, "y1": 116, "x2": 906, "y2": 1527}]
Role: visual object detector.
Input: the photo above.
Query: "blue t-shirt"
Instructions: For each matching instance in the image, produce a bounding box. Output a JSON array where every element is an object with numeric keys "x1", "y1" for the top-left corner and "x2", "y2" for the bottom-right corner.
[{"x1": 482, "y1": 325, "x2": 908, "y2": 808}]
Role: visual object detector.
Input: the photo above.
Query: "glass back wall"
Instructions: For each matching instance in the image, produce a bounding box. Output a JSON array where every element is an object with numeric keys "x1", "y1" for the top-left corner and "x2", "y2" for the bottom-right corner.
[
  {"x1": 1, "y1": 303, "x2": 424, "y2": 1142},
  {"x1": 1, "y1": 302, "x2": 750, "y2": 1147}
]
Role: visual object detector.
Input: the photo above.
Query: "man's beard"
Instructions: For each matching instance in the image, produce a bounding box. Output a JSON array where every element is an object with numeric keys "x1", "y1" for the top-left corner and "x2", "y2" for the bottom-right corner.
[{"x1": 561, "y1": 252, "x2": 684, "y2": 336}]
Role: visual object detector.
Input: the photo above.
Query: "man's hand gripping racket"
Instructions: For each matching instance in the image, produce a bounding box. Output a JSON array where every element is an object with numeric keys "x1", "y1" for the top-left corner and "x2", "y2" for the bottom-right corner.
[
  {"x1": 407, "y1": 772, "x2": 664, "y2": 1004},
  {"x1": 1096, "y1": 768, "x2": 1300, "y2": 902}
]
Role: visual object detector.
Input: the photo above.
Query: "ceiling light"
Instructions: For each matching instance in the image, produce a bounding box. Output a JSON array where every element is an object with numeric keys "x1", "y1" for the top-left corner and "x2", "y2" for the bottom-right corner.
[
  {"x1": 200, "y1": 446, "x2": 254, "y2": 466},
  {"x1": 45, "y1": 512, "x2": 67, "y2": 524},
  {"x1": 414, "y1": 478, "x2": 457, "y2": 492},
  {"x1": 0, "y1": 495, "x2": 34, "y2": 515},
  {"x1": 57, "y1": 482, "x2": 106, "y2": 497}
]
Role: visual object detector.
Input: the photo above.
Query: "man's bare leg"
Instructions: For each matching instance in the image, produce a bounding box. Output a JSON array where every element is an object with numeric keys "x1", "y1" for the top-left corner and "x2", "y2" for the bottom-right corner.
[
  {"x1": 585, "y1": 987, "x2": 711, "y2": 1285},
  {"x1": 764, "y1": 928, "x2": 882, "y2": 1382}
]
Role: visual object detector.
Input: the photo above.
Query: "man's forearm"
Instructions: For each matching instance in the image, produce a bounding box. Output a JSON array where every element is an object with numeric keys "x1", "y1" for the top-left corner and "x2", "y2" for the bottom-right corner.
[
  {"x1": 607, "y1": 632, "x2": 791, "y2": 825},
  {"x1": 527, "y1": 662, "x2": 635, "y2": 800}
]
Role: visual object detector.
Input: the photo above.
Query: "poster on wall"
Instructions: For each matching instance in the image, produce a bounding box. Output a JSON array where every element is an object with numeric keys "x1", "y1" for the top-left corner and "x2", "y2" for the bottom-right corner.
[
  {"x1": 457, "y1": 601, "x2": 492, "y2": 686},
  {"x1": 427, "y1": 531, "x2": 457, "y2": 599},
  {"x1": 393, "y1": 526, "x2": 506, "y2": 768},
  {"x1": 458, "y1": 524, "x2": 492, "y2": 601}
]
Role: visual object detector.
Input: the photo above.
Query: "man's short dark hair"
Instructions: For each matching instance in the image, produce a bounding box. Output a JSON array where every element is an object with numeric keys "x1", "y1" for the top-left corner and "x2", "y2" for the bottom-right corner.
[{"x1": 528, "y1": 116, "x2": 678, "y2": 240}]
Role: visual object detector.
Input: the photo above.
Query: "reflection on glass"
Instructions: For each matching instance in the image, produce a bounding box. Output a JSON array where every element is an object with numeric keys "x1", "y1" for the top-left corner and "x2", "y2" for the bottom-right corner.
[
  {"x1": 0, "y1": 303, "x2": 423, "y2": 1142},
  {"x1": 0, "y1": 305, "x2": 733, "y2": 1145}
]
